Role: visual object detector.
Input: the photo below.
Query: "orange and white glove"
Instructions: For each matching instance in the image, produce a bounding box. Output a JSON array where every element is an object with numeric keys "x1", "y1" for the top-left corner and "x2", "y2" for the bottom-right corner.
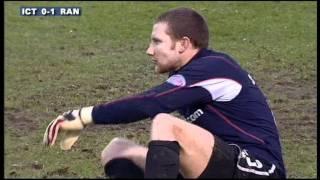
[{"x1": 43, "y1": 106, "x2": 93, "y2": 150}]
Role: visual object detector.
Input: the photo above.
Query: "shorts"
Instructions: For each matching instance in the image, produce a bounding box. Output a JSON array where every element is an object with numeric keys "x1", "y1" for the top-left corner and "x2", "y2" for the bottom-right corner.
[{"x1": 198, "y1": 136, "x2": 285, "y2": 179}]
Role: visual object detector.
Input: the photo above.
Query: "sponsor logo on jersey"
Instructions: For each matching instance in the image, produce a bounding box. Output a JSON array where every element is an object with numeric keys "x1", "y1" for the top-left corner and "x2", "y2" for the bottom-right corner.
[{"x1": 186, "y1": 109, "x2": 204, "y2": 122}]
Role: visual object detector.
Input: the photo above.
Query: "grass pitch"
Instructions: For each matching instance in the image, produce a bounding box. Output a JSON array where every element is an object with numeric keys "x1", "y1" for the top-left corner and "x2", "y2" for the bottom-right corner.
[{"x1": 4, "y1": 1, "x2": 317, "y2": 178}]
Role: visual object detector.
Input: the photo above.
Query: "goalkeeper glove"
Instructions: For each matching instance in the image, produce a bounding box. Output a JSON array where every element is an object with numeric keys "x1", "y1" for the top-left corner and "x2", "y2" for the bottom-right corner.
[{"x1": 43, "y1": 106, "x2": 94, "y2": 150}]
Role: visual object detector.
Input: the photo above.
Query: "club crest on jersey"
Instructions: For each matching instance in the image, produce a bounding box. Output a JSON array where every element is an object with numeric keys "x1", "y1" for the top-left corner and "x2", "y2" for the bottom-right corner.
[{"x1": 166, "y1": 74, "x2": 186, "y2": 87}]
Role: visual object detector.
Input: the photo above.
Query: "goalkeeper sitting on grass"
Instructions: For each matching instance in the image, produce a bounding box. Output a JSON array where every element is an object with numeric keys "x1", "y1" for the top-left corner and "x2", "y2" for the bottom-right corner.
[{"x1": 44, "y1": 7, "x2": 286, "y2": 179}]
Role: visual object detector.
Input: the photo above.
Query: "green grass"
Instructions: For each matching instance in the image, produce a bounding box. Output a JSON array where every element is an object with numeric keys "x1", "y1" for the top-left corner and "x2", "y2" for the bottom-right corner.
[{"x1": 5, "y1": 1, "x2": 317, "y2": 178}]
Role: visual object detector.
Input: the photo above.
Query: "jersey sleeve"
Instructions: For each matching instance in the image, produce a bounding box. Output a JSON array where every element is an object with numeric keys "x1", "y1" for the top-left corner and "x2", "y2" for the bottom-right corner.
[
  {"x1": 92, "y1": 56, "x2": 244, "y2": 124},
  {"x1": 91, "y1": 77, "x2": 212, "y2": 124}
]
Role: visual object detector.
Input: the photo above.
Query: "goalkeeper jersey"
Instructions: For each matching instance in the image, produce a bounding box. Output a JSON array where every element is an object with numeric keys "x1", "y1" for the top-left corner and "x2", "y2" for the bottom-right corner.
[{"x1": 91, "y1": 48, "x2": 286, "y2": 176}]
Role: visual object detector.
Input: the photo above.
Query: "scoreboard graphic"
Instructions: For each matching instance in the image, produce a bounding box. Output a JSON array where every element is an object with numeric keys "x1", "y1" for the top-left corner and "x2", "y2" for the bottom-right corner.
[{"x1": 20, "y1": 7, "x2": 81, "y2": 16}]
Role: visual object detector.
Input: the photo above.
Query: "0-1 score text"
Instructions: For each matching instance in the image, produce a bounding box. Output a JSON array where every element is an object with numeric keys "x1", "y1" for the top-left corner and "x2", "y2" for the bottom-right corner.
[{"x1": 20, "y1": 7, "x2": 81, "y2": 16}]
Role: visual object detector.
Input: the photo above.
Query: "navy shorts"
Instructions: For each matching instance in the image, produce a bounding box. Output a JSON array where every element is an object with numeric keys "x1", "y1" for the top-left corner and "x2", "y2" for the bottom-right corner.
[{"x1": 198, "y1": 136, "x2": 285, "y2": 179}]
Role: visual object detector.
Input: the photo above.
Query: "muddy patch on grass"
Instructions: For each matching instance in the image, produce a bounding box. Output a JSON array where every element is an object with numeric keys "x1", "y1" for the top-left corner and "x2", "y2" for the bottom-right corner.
[
  {"x1": 44, "y1": 167, "x2": 78, "y2": 177},
  {"x1": 257, "y1": 70, "x2": 317, "y2": 144},
  {"x1": 86, "y1": 119, "x2": 151, "y2": 133},
  {"x1": 4, "y1": 107, "x2": 39, "y2": 137},
  {"x1": 85, "y1": 119, "x2": 152, "y2": 145}
]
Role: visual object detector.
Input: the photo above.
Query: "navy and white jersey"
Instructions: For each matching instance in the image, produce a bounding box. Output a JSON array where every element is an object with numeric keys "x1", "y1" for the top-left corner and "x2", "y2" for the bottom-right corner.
[{"x1": 92, "y1": 48, "x2": 286, "y2": 177}]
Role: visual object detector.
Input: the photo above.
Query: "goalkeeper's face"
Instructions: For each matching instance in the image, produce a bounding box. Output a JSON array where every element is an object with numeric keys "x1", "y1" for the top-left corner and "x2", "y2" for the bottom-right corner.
[{"x1": 146, "y1": 22, "x2": 183, "y2": 74}]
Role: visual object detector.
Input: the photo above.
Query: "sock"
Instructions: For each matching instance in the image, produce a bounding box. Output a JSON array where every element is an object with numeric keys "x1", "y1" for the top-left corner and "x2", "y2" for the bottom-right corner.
[
  {"x1": 144, "y1": 140, "x2": 180, "y2": 178},
  {"x1": 104, "y1": 158, "x2": 144, "y2": 178}
]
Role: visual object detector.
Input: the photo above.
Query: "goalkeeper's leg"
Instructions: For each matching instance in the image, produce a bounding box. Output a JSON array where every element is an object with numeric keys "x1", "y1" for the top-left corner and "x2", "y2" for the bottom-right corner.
[
  {"x1": 101, "y1": 137, "x2": 185, "y2": 179},
  {"x1": 145, "y1": 113, "x2": 215, "y2": 179},
  {"x1": 101, "y1": 137, "x2": 147, "y2": 178}
]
